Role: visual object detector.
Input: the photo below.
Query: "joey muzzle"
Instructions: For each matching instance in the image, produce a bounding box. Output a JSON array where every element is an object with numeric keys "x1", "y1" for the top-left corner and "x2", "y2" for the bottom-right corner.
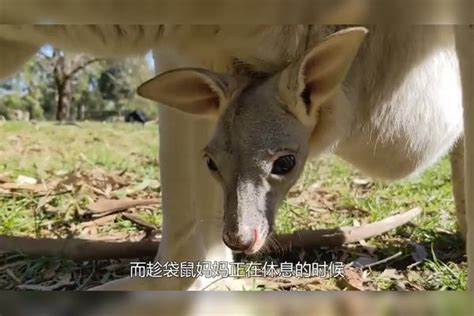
[
  {"x1": 222, "y1": 221, "x2": 269, "y2": 254},
  {"x1": 222, "y1": 226, "x2": 257, "y2": 252}
]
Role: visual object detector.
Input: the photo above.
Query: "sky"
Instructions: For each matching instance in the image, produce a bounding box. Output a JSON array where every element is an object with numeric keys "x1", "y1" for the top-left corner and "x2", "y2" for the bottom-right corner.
[
  {"x1": 145, "y1": 51, "x2": 155, "y2": 71},
  {"x1": 41, "y1": 45, "x2": 155, "y2": 71},
  {"x1": 0, "y1": 45, "x2": 156, "y2": 96}
]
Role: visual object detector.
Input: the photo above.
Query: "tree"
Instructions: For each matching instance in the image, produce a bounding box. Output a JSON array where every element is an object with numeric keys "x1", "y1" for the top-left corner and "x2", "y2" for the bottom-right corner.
[
  {"x1": 0, "y1": 46, "x2": 156, "y2": 121},
  {"x1": 49, "y1": 50, "x2": 103, "y2": 121}
]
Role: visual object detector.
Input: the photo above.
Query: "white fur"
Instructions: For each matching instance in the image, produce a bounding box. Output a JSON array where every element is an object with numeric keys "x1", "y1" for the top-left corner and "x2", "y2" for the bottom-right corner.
[{"x1": 334, "y1": 26, "x2": 463, "y2": 180}]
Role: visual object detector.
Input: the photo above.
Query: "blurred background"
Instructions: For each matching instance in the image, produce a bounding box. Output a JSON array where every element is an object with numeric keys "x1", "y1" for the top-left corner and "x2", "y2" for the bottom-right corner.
[{"x1": 0, "y1": 46, "x2": 157, "y2": 123}]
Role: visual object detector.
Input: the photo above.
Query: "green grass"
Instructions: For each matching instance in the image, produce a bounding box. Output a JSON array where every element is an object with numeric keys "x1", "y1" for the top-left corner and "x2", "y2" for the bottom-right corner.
[
  {"x1": 0, "y1": 121, "x2": 158, "y2": 179},
  {"x1": 276, "y1": 155, "x2": 457, "y2": 241},
  {"x1": 0, "y1": 121, "x2": 466, "y2": 291}
]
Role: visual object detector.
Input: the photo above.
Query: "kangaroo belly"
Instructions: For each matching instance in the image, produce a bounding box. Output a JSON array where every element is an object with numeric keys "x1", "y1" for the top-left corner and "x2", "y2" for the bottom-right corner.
[{"x1": 336, "y1": 27, "x2": 463, "y2": 180}]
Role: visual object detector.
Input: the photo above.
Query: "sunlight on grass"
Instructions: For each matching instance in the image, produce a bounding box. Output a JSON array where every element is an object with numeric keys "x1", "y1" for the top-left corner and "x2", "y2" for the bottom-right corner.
[{"x1": 0, "y1": 121, "x2": 466, "y2": 290}]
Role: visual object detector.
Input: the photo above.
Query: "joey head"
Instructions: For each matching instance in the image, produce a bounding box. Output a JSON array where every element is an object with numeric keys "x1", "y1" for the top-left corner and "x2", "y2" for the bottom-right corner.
[{"x1": 138, "y1": 27, "x2": 367, "y2": 254}]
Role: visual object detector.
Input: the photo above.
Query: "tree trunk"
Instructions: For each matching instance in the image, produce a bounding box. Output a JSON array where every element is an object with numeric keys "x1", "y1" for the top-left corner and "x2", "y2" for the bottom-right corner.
[
  {"x1": 77, "y1": 103, "x2": 86, "y2": 121},
  {"x1": 53, "y1": 51, "x2": 72, "y2": 121},
  {"x1": 52, "y1": 49, "x2": 102, "y2": 121},
  {"x1": 55, "y1": 79, "x2": 72, "y2": 121}
]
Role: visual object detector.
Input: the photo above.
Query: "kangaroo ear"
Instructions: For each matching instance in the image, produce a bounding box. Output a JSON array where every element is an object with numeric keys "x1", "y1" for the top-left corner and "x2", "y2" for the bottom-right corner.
[
  {"x1": 278, "y1": 27, "x2": 368, "y2": 126},
  {"x1": 137, "y1": 68, "x2": 237, "y2": 117}
]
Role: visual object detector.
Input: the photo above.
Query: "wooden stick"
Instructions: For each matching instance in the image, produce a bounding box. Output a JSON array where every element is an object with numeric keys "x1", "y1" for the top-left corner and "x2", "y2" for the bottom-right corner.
[
  {"x1": 0, "y1": 208, "x2": 421, "y2": 260},
  {"x1": 86, "y1": 198, "x2": 160, "y2": 215},
  {"x1": 0, "y1": 236, "x2": 158, "y2": 260},
  {"x1": 121, "y1": 213, "x2": 157, "y2": 231},
  {"x1": 275, "y1": 207, "x2": 421, "y2": 250}
]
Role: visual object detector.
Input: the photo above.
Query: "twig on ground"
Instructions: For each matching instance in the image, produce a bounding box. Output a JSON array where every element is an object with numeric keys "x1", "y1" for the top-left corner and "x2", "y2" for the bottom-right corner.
[
  {"x1": 359, "y1": 251, "x2": 403, "y2": 268},
  {"x1": 86, "y1": 198, "x2": 160, "y2": 215},
  {"x1": 55, "y1": 121, "x2": 82, "y2": 128},
  {"x1": 77, "y1": 214, "x2": 118, "y2": 229},
  {"x1": 275, "y1": 207, "x2": 422, "y2": 251},
  {"x1": 121, "y1": 213, "x2": 157, "y2": 231},
  {"x1": 0, "y1": 190, "x2": 71, "y2": 198},
  {"x1": 0, "y1": 208, "x2": 421, "y2": 260},
  {"x1": 256, "y1": 276, "x2": 322, "y2": 289},
  {"x1": 0, "y1": 236, "x2": 158, "y2": 260}
]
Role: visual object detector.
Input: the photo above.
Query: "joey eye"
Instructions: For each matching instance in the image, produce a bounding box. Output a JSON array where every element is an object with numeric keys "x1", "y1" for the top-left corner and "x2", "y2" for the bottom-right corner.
[
  {"x1": 205, "y1": 155, "x2": 218, "y2": 172},
  {"x1": 271, "y1": 155, "x2": 296, "y2": 175}
]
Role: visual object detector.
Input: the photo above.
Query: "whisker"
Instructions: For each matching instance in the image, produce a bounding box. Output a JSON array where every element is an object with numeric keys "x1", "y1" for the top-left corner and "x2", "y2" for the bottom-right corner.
[
  {"x1": 253, "y1": 235, "x2": 283, "y2": 257},
  {"x1": 267, "y1": 235, "x2": 285, "y2": 256}
]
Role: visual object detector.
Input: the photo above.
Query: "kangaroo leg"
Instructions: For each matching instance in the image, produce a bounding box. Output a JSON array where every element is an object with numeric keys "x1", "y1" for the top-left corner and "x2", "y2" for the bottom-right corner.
[
  {"x1": 0, "y1": 39, "x2": 38, "y2": 80},
  {"x1": 92, "y1": 51, "x2": 232, "y2": 291},
  {"x1": 91, "y1": 107, "x2": 232, "y2": 290},
  {"x1": 450, "y1": 139, "x2": 467, "y2": 240},
  {"x1": 455, "y1": 25, "x2": 474, "y2": 291}
]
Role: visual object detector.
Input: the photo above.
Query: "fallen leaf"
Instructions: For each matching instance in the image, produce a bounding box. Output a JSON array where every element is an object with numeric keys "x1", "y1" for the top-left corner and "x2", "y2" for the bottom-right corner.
[
  {"x1": 407, "y1": 270, "x2": 422, "y2": 282},
  {"x1": 0, "y1": 174, "x2": 11, "y2": 183},
  {"x1": 287, "y1": 183, "x2": 339, "y2": 212},
  {"x1": 54, "y1": 170, "x2": 70, "y2": 177},
  {"x1": 395, "y1": 280, "x2": 408, "y2": 291},
  {"x1": 260, "y1": 276, "x2": 322, "y2": 290},
  {"x1": 43, "y1": 262, "x2": 61, "y2": 279},
  {"x1": 108, "y1": 173, "x2": 129, "y2": 187},
  {"x1": 112, "y1": 178, "x2": 160, "y2": 198},
  {"x1": 0, "y1": 182, "x2": 54, "y2": 193},
  {"x1": 338, "y1": 267, "x2": 365, "y2": 290},
  {"x1": 104, "y1": 183, "x2": 112, "y2": 197},
  {"x1": 17, "y1": 274, "x2": 73, "y2": 291},
  {"x1": 77, "y1": 214, "x2": 118, "y2": 229},
  {"x1": 37, "y1": 196, "x2": 54, "y2": 209},
  {"x1": 380, "y1": 268, "x2": 403, "y2": 280},
  {"x1": 6, "y1": 268, "x2": 22, "y2": 284},
  {"x1": 86, "y1": 198, "x2": 160, "y2": 214},
  {"x1": 352, "y1": 177, "x2": 372, "y2": 186},
  {"x1": 79, "y1": 153, "x2": 89, "y2": 162},
  {"x1": 16, "y1": 175, "x2": 37, "y2": 185},
  {"x1": 122, "y1": 213, "x2": 157, "y2": 231}
]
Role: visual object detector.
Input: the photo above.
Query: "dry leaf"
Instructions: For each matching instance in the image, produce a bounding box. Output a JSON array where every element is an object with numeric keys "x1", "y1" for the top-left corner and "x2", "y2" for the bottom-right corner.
[
  {"x1": 16, "y1": 175, "x2": 37, "y2": 184},
  {"x1": 43, "y1": 262, "x2": 61, "y2": 279},
  {"x1": 17, "y1": 274, "x2": 73, "y2": 291},
  {"x1": 338, "y1": 267, "x2": 365, "y2": 290},
  {"x1": 6, "y1": 268, "x2": 22, "y2": 284},
  {"x1": 54, "y1": 170, "x2": 70, "y2": 176},
  {"x1": 0, "y1": 174, "x2": 11, "y2": 183},
  {"x1": 0, "y1": 182, "x2": 52, "y2": 193},
  {"x1": 380, "y1": 268, "x2": 402, "y2": 280},
  {"x1": 287, "y1": 183, "x2": 339, "y2": 212},
  {"x1": 108, "y1": 174, "x2": 129, "y2": 187},
  {"x1": 77, "y1": 214, "x2": 118, "y2": 229},
  {"x1": 406, "y1": 270, "x2": 423, "y2": 284},
  {"x1": 260, "y1": 276, "x2": 322, "y2": 290},
  {"x1": 112, "y1": 178, "x2": 160, "y2": 198},
  {"x1": 86, "y1": 198, "x2": 160, "y2": 214},
  {"x1": 122, "y1": 213, "x2": 157, "y2": 231},
  {"x1": 352, "y1": 177, "x2": 372, "y2": 186}
]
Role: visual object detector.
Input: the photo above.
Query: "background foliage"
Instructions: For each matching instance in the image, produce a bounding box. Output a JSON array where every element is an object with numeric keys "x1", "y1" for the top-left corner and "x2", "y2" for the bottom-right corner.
[{"x1": 0, "y1": 46, "x2": 157, "y2": 121}]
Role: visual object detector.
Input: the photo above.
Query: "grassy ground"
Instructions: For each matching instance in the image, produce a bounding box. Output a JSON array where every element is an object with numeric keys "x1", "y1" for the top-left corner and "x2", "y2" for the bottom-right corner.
[{"x1": 0, "y1": 121, "x2": 466, "y2": 290}]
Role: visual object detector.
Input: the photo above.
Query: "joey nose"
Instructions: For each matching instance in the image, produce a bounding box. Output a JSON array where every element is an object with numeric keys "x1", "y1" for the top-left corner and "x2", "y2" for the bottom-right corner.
[{"x1": 222, "y1": 229, "x2": 256, "y2": 252}]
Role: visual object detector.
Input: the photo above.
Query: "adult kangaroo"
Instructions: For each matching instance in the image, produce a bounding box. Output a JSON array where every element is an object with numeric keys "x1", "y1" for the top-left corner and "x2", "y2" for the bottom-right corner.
[{"x1": 0, "y1": 25, "x2": 472, "y2": 290}]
